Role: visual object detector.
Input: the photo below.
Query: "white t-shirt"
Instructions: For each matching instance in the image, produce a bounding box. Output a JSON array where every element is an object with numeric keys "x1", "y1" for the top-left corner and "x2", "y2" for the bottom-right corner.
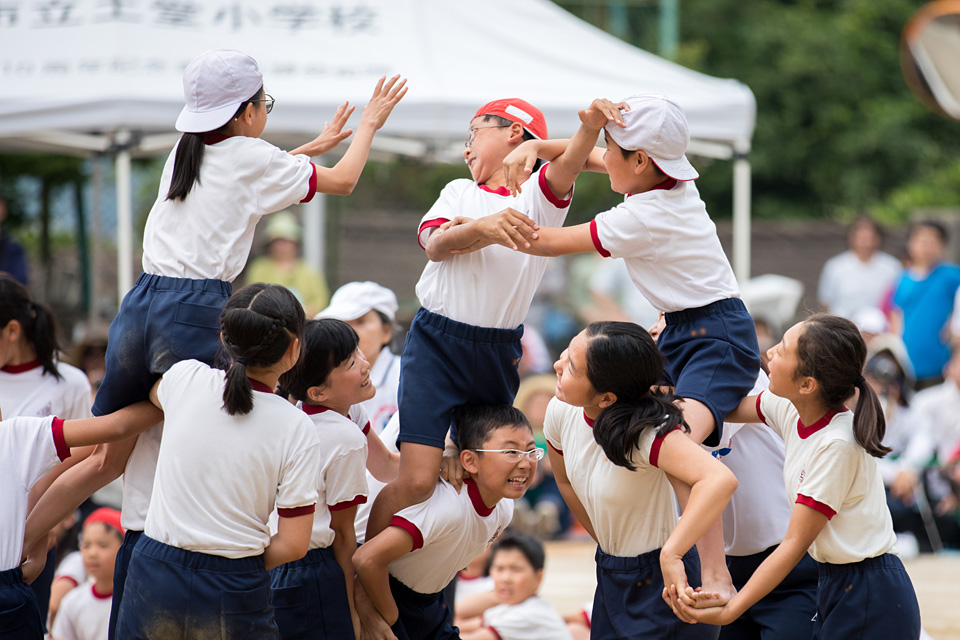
[
  {"x1": 702, "y1": 372, "x2": 792, "y2": 556},
  {"x1": 119, "y1": 421, "x2": 163, "y2": 531},
  {"x1": 482, "y1": 595, "x2": 573, "y2": 640},
  {"x1": 54, "y1": 550, "x2": 87, "y2": 587},
  {"x1": 590, "y1": 181, "x2": 739, "y2": 312},
  {"x1": 757, "y1": 391, "x2": 897, "y2": 564},
  {"x1": 145, "y1": 360, "x2": 321, "y2": 558},
  {"x1": 454, "y1": 573, "x2": 494, "y2": 604},
  {"x1": 50, "y1": 581, "x2": 112, "y2": 640},
  {"x1": 142, "y1": 136, "x2": 316, "y2": 282},
  {"x1": 0, "y1": 361, "x2": 91, "y2": 420},
  {"x1": 818, "y1": 250, "x2": 902, "y2": 319},
  {"x1": 299, "y1": 405, "x2": 369, "y2": 550},
  {"x1": 388, "y1": 479, "x2": 512, "y2": 595},
  {"x1": 415, "y1": 165, "x2": 572, "y2": 329},
  {"x1": 543, "y1": 398, "x2": 677, "y2": 558},
  {"x1": 360, "y1": 347, "x2": 401, "y2": 435},
  {"x1": 0, "y1": 415, "x2": 69, "y2": 570},
  {"x1": 900, "y1": 380, "x2": 960, "y2": 469},
  {"x1": 355, "y1": 412, "x2": 401, "y2": 544}
]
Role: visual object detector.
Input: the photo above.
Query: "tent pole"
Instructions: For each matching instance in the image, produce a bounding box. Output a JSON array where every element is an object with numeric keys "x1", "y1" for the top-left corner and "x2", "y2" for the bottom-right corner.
[
  {"x1": 115, "y1": 130, "x2": 133, "y2": 304},
  {"x1": 732, "y1": 142, "x2": 751, "y2": 284}
]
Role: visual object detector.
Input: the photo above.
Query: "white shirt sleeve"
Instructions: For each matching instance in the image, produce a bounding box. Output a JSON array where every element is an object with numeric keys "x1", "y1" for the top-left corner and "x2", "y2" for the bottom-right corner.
[
  {"x1": 324, "y1": 448, "x2": 369, "y2": 508},
  {"x1": 256, "y1": 148, "x2": 315, "y2": 214},
  {"x1": 796, "y1": 439, "x2": 862, "y2": 515},
  {"x1": 543, "y1": 398, "x2": 564, "y2": 454},
  {"x1": 757, "y1": 391, "x2": 795, "y2": 441},
  {"x1": 50, "y1": 587, "x2": 82, "y2": 640},
  {"x1": 5, "y1": 415, "x2": 63, "y2": 492},
  {"x1": 418, "y1": 180, "x2": 467, "y2": 247},
  {"x1": 276, "y1": 421, "x2": 322, "y2": 512},
  {"x1": 593, "y1": 202, "x2": 657, "y2": 261}
]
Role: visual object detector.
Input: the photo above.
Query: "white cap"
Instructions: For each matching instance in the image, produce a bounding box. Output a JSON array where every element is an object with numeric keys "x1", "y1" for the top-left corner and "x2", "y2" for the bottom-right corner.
[
  {"x1": 176, "y1": 49, "x2": 263, "y2": 133},
  {"x1": 316, "y1": 282, "x2": 398, "y2": 323},
  {"x1": 605, "y1": 93, "x2": 699, "y2": 181}
]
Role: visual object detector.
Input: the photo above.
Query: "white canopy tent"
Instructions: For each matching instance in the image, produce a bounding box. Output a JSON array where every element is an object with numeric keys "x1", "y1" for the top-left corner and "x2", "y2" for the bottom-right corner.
[{"x1": 0, "y1": 0, "x2": 756, "y2": 300}]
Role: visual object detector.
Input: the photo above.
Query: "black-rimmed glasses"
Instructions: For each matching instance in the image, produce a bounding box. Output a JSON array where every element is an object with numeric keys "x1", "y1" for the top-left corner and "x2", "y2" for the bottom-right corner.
[{"x1": 252, "y1": 94, "x2": 275, "y2": 114}]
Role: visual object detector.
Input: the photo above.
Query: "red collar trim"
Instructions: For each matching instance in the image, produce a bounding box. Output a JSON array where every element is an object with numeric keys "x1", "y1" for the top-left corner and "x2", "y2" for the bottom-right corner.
[
  {"x1": 464, "y1": 478, "x2": 495, "y2": 517},
  {"x1": 91, "y1": 584, "x2": 113, "y2": 600},
  {"x1": 247, "y1": 378, "x2": 274, "y2": 394},
  {"x1": 301, "y1": 403, "x2": 331, "y2": 416},
  {"x1": 203, "y1": 133, "x2": 231, "y2": 145},
  {"x1": 582, "y1": 410, "x2": 595, "y2": 428},
  {"x1": 457, "y1": 572, "x2": 486, "y2": 581},
  {"x1": 478, "y1": 184, "x2": 510, "y2": 196},
  {"x1": 651, "y1": 177, "x2": 678, "y2": 191},
  {"x1": 797, "y1": 408, "x2": 845, "y2": 439},
  {"x1": 1, "y1": 359, "x2": 42, "y2": 374}
]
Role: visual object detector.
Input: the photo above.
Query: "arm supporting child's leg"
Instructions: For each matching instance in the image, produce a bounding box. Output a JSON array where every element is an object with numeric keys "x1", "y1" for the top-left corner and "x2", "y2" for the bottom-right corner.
[
  {"x1": 330, "y1": 506, "x2": 362, "y2": 639},
  {"x1": 365, "y1": 443, "x2": 443, "y2": 541},
  {"x1": 674, "y1": 397, "x2": 737, "y2": 605}
]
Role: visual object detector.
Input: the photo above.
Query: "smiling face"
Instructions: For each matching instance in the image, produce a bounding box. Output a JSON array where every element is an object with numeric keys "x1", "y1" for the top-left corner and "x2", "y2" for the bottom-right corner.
[
  {"x1": 766, "y1": 322, "x2": 804, "y2": 399},
  {"x1": 80, "y1": 523, "x2": 122, "y2": 585},
  {"x1": 314, "y1": 346, "x2": 375, "y2": 413},
  {"x1": 553, "y1": 331, "x2": 603, "y2": 410},
  {"x1": 345, "y1": 310, "x2": 392, "y2": 367},
  {"x1": 466, "y1": 424, "x2": 538, "y2": 504},
  {"x1": 462, "y1": 116, "x2": 521, "y2": 185},
  {"x1": 490, "y1": 547, "x2": 542, "y2": 606}
]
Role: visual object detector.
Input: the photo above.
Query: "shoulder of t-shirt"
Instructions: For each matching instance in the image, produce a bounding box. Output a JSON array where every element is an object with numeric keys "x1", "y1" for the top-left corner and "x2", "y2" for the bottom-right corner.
[
  {"x1": 55, "y1": 362, "x2": 94, "y2": 393},
  {"x1": 315, "y1": 412, "x2": 368, "y2": 450}
]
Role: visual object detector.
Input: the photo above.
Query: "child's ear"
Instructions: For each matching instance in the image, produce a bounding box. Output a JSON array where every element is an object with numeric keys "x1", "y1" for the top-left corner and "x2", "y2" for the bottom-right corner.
[
  {"x1": 461, "y1": 449, "x2": 481, "y2": 475},
  {"x1": 507, "y1": 122, "x2": 526, "y2": 144},
  {"x1": 596, "y1": 391, "x2": 618, "y2": 410},
  {"x1": 306, "y1": 385, "x2": 326, "y2": 404},
  {"x1": 1, "y1": 319, "x2": 21, "y2": 343},
  {"x1": 634, "y1": 150, "x2": 650, "y2": 175},
  {"x1": 797, "y1": 376, "x2": 819, "y2": 398}
]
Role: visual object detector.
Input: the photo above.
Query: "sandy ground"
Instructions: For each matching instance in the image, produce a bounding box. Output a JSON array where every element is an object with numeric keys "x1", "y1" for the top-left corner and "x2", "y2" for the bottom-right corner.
[{"x1": 539, "y1": 541, "x2": 960, "y2": 640}]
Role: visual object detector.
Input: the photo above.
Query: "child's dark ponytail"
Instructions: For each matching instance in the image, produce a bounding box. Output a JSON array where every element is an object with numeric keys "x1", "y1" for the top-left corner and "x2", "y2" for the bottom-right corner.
[
  {"x1": 583, "y1": 322, "x2": 688, "y2": 470},
  {"x1": 219, "y1": 282, "x2": 305, "y2": 416},
  {"x1": 0, "y1": 274, "x2": 63, "y2": 380},
  {"x1": 166, "y1": 86, "x2": 264, "y2": 202},
  {"x1": 796, "y1": 314, "x2": 891, "y2": 458}
]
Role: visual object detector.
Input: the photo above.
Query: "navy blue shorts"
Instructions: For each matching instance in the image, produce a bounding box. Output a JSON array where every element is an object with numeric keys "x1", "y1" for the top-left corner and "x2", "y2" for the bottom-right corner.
[
  {"x1": 720, "y1": 546, "x2": 818, "y2": 640},
  {"x1": 108, "y1": 529, "x2": 142, "y2": 640},
  {"x1": 592, "y1": 546, "x2": 719, "y2": 640},
  {"x1": 388, "y1": 575, "x2": 459, "y2": 640},
  {"x1": 269, "y1": 547, "x2": 353, "y2": 640},
  {"x1": 813, "y1": 554, "x2": 920, "y2": 640},
  {"x1": 0, "y1": 568, "x2": 44, "y2": 640},
  {"x1": 115, "y1": 535, "x2": 279, "y2": 640},
  {"x1": 660, "y1": 298, "x2": 760, "y2": 447},
  {"x1": 93, "y1": 273, "x2": 231, "y2": 416},
  {"x1": 397, "y1": 308, "x2": 523, "y2": 449}
]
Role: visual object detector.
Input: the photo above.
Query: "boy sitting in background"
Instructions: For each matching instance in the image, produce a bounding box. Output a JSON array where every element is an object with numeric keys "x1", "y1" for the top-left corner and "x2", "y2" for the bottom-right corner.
[
  {"x1": 354, "y1": 405, "x2": 541, "y2": 640},
  {"x1": 456, "y1": 533, "x2": 572, "y2": 640}
]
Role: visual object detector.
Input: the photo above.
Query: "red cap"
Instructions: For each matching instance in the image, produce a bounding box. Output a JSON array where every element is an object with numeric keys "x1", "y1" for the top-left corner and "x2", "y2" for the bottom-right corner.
[
  {"x1": 84, "y1": 507, "x2": 124, "y2": 536},
  {"x1": 474, "y1": 98, "x2": 547, "y2": 140}
]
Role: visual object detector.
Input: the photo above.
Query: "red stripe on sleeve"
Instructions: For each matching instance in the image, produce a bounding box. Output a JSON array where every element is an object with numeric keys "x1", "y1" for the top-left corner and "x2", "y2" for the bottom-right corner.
[
  {"x1": 362, "y1": 422, "x2": 371, "y2": 436},
  {"x1": 300, "y1": 163, "x2": 318, "y2": 203},
  {"x1": 755, "y1": 392, "x2": 767, "y2": 425},
  {"x1": 417, "y1": 219, "x2": 449, "y2": 250},
  {"x1": 538, "y1": 162, "x2": 572, "y2": 208},
  {"x1": 278, "y1": 504, "x2": 316, "y2": 518},
  {"x1": 51, "y1": 417, "x2": 70, "y2": 462},
  {"x1": 650, "y1": 426, "x2": 681, "y2": 468},
  {"x1": 54, "y1": 576, "x2": 79, "y2": 588},
  {"x1": 796, "y1": 494, "x2": 836, "y2": 519},
  {"x1": 485, "y1": 626, "x2": 504, "y2": 640},
  {"x1": 389, "y1": 516, "x2": 424, "y2": 551},
  {"x1": 581, "y1": 608, "x2": 591, "y2": 627},
  {"x1": 589, "y1": 219, "x2": 611, "y2": 257},
  {"x1": 329, "y1": 495, "x2": 367, "y2": 511},
  {"x1": 547, "y1": 441, "x2": 563, "y2": 457}
]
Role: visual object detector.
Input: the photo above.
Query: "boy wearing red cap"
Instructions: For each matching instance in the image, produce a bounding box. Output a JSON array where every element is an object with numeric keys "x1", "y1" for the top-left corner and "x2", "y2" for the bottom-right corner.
[
  {"x1": 366, "y1": 98, "x2": 617, "y2": 539},
  {"x1": 51, "y1": 509, "x2": 124, "y2": 640}
]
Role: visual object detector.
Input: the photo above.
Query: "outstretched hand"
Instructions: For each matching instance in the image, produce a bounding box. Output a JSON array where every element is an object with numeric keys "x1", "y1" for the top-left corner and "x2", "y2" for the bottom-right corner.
[
  {"x1": 360, "y1": 75, "x2": 408, "y2": 130},
  {"x1": 503, "y1": 141, "x2": 541, "y2": 196},
  {"x1": 579, "y1": 98, "x2": 630, "y2": 130},
  {"x1": 312, "y1": 101, "x2": 356, "y2": 155}
]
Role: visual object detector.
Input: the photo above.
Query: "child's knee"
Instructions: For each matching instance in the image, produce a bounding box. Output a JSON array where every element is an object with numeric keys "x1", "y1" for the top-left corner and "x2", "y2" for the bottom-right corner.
[{"x1": 397, "y1": 472, "x2": 438, "y2": 504}]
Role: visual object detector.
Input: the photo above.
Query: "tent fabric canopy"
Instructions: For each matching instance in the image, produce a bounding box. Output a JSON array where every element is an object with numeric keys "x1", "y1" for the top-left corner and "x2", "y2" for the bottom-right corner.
[{"x1": 0, "y1": 0, "x2": 754, "y2": 155}]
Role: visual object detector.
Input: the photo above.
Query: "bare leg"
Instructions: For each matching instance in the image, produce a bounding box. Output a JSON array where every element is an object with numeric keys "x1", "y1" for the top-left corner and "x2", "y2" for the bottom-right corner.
[{"x1": 365, "y1": 442, "x2": 444, "y2": 542}]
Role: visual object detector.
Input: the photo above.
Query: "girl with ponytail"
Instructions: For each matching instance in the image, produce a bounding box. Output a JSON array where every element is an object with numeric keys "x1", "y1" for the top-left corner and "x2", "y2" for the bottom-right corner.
[
  {"x1": 114, "y1": 283, "x2": 323, "y2": 638},
  {"x1": 0, "y1": 274, "x2": 92, "y2": 419},
  {"x1": 544, "y1": 321, "x2": 737, "y2": 639},
  {"x1": 680, "y1": 314, "x2": 921, "y2": 639}
]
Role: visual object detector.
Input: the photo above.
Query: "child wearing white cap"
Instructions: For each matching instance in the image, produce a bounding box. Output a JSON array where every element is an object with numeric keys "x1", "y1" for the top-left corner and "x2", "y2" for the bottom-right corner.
[
  {"x1": 317, "y1": 282, "x2": 401, "y2": 435},
  {"x1": 93, "y1": 49, "x2": 406, "y2": 419}
]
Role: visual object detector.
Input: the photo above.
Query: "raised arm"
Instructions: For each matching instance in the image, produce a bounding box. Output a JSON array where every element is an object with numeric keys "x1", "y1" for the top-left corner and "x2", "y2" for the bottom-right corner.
[
  {"x1": 542, "y1": 99, "x2": 626, "y2": 199},
  {"x1": 294, "y1": 75, "x2": 407, "y2": 196}
]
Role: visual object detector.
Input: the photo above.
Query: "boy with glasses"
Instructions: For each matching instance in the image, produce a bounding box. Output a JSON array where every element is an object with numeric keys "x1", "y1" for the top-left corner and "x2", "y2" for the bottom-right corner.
[{"x1": 354, "y1": 405, "x2": 541, "y2": 640}]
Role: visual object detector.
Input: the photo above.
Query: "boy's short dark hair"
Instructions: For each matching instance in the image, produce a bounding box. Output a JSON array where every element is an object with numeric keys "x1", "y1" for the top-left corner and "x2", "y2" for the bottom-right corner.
[
  {"x1": 910, "y1": 219, "x2": 948, "y2": 244},
  {"x1": 279, "y1": 318, "x2": 358, "y2": 401},
  {"x1": 491, "y1": 532, "x2": 545, "y2": 572},
  {"x1": 455, "y1": 404, "x2": 532, "y2": 452}
]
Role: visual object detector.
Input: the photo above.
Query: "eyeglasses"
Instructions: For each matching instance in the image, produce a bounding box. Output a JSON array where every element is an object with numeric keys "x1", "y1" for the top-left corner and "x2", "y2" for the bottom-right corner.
[
  {"x1": 251, "y1": 94, "x2": 275, "y2": 114},
  {"x1": 469, "y1": 448, "x2": 545, "y2": 463},
  {"x1": 465, "y1": 124, "x2": 510, "y2": 148}
]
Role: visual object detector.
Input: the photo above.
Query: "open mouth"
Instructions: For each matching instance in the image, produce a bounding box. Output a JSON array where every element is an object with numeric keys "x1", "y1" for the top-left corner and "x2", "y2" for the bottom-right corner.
[{"x1": 507, "y1": 475, "x2": 528, "y2": 488}]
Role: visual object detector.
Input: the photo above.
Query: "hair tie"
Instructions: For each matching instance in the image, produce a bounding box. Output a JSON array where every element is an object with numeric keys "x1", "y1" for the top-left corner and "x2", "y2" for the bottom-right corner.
[
  {"x1": 855, "y1": 375, "x2": 865, "y2": 385},
  {"x1": 235, "y1": 356, "x2": 247, "y2": 366}
]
